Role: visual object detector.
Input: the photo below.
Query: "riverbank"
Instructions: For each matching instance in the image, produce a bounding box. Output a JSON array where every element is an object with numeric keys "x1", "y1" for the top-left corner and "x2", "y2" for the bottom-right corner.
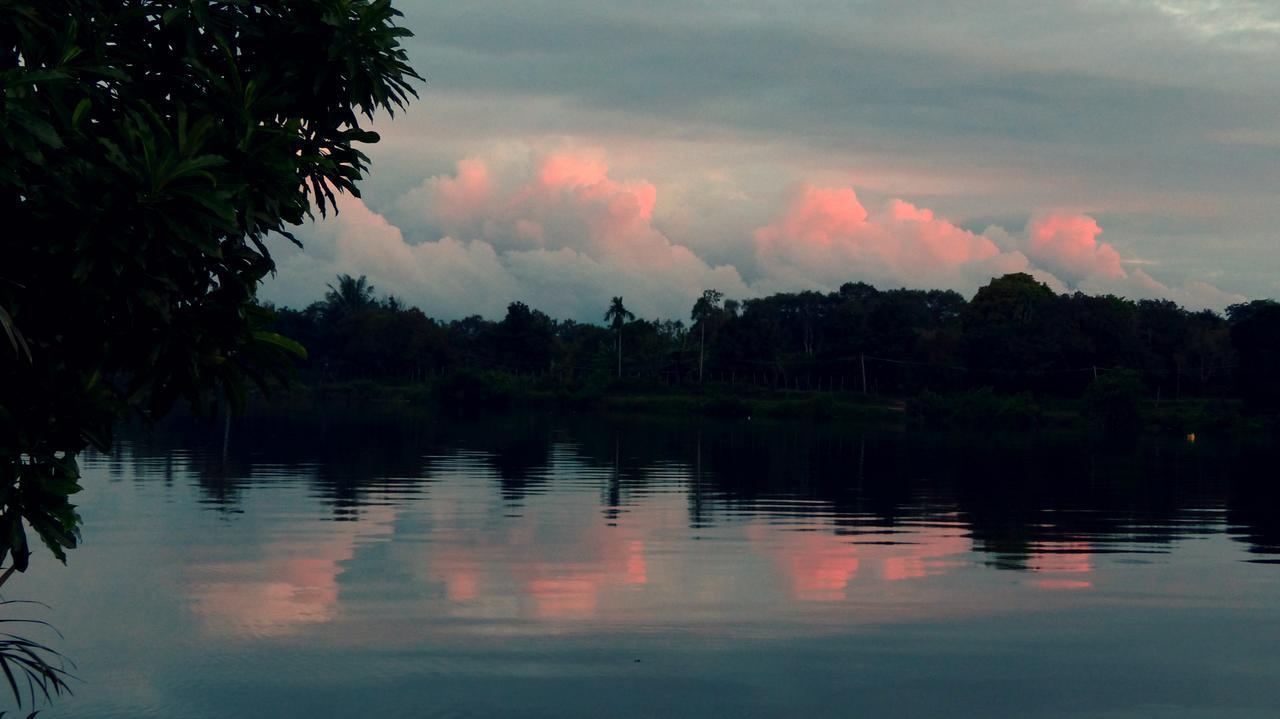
[{"x1": 268, "y1": 371, "x2": 1272, "y2": 437}]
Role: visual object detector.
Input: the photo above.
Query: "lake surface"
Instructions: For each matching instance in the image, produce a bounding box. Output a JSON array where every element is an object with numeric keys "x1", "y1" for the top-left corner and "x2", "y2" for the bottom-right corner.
[{"x1": 14, "y1": 405, "x2": 1280, "y2": 717}]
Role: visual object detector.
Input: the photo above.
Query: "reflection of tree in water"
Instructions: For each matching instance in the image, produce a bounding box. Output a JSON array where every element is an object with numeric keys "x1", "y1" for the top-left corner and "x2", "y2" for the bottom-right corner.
[
  {"x1": 116, "y1": 405, "x2": 1280, "y2": 562},
  {"x1": 547, "y1": 420, "x2": 657, "y2": 522},
  {"x1": 1226, "y1": 443, "x2": 1280, "y2": 558},
  {"x1": 947, "y1": 437, "x2": 1191, "y2": 569},
  {"x1": 557, "y1": 413, "x2": 1280, "y2": 563},
  {"x1": 465, "y1": 414, "x2": 553, "y2": 502},
  {"x1": 122, "y1": 404, "x2": 447, "y2": 513}
]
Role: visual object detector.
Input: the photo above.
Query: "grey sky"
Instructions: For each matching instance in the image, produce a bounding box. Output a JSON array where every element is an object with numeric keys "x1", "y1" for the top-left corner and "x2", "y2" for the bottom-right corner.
[{"x1": 263, "y1": 0, "x2": 1280, "y2": 319}]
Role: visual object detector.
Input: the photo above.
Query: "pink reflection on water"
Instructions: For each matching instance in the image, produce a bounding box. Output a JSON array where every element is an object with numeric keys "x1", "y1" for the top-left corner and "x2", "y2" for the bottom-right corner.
[
  {"x1": 528, "y1": 577, "x2": 600, "y2": 619},
  {"x1": 187, "y1": 505, "x2": 397, "y2": 637},
  {"x1": 750, "y1": 526, "x2": 862, "y2": 601},
  {"x1": 1029, "y1": 541, "x2": 1094, "y2": 590},
  {"x1": 185, "y1": 467, "x2": 1105, "y2": 640},
  {"x1": 518, "y1": 531, "x2": 650, "y2": 619},
  {"x1": 625, "y1": 540, "x2": 648, "y2": 586},
  {"x1": 419, "y1": 515, "x2": 654, "y2": 621},
  {"x1": 753, "y1": 523, "x2": 970, "y2": 602}
]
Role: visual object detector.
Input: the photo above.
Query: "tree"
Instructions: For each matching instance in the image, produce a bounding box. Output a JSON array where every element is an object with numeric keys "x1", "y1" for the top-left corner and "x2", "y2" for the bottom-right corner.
[
  {"x1": 1084, "y1": 369, "x2": 1144, "y2": 435},
  {"x1": 0, "y1": 1, "x2": 420, "y2": 574},
  {"x1": 1227, "y1": 300, "x2": 1280, "y2": 411},
  {"x1": 604, "y1": 296, "x2": 635, "y2": 379},
  {"x1": 324, "y1": 274, "x2": 379, "y2": 318},
  {"x1": 495, "y1": 302, "x2": 556, "y2": 373},
  {"x1": 961, "y1": 273, "x2": 1059, "y2": 388},
  {"x1": 691, "y1": 289, "x2": 724, "y2": 383}
]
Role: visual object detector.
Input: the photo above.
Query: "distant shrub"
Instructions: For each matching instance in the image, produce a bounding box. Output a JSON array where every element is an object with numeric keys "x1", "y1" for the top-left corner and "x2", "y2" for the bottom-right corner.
[
  {"x1": 1145, "y1": 398, "x2": 1243, "y2": 435},
  {"x1": 433, "y1": 370, "x2": 516, "y2": 408},
  {"x1": 907, "y1": 388, "x2": 1043, "y2": 429},
  {"x1": 699, "y1": 395, "x2": 750, "y2": 418},
  {"x1": 1084, "y1": 370, "x2": 1144, "y2": 434}
]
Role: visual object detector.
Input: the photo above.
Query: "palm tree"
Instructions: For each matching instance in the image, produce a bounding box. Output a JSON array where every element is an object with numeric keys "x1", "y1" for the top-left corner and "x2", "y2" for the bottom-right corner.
[
  {"x1": 604, "y1": 296, "x2": 635, "y2": 379},
  {"x1": 690, "y1": 289, "x2": 723, "y2": 383},
  {"x1": 324, "y1": 274, "x2": 378, "y2": 316}
]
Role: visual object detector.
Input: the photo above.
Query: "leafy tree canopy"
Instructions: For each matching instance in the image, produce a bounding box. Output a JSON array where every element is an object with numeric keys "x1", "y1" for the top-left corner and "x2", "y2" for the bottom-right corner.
[
  {"x1": 1227, "y1": 300, "x2": 1280, "y2": 410},
  {"x1": 0, "y1": 0, "x2": 420, "y2": 572}
]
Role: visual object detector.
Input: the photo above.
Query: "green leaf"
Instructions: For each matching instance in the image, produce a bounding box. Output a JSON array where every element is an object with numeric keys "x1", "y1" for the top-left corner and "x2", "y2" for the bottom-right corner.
[
  {"x1": 251, "y1": 331, "x2": 308, "y2": 360},
  {"x1": 70, "y1": 99, "x2": 91, "y2": 130},
  {"x1": 11, "y1": 110, "x2": 62, "y2": 149},
  {"x1": 6, "y1": 519, "x2": 28, "y2": 573},
  {"x1": 0, "y1": 307, "x2": 30, "y2": 362}
]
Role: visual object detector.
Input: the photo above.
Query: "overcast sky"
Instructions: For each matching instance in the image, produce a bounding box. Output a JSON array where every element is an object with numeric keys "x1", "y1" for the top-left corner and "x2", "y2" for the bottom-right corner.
[{"x1": 262, "y1": 0, "x2": 1280, "y2": 320}]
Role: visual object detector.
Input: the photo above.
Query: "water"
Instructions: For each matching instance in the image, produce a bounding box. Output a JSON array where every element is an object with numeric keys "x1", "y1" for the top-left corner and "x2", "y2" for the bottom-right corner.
[{"x1": 13, "y1": 405, "x2": 1280, "y2": 717}]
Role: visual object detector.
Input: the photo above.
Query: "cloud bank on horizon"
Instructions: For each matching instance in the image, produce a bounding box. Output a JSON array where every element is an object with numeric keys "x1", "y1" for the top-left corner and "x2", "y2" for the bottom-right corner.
[
  {"x1": 262, "y1": 0, "x2": 1277, "y2": 319},
  {"x1": 263, "y1": 151, "x2": 1244, "y2": 320}
]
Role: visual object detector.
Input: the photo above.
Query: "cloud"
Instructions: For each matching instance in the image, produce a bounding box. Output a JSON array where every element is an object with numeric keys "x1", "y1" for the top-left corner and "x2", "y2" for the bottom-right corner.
[
  {"x1": 747, "y1": 184, "x2": 1242, "y2": 309},
  {"x1": 1011, "y1": 211, "x2": 1246, "y2": 309},
  {"x1": 352, "y1": 1, "x2": 1280, "y2": 303},
  {"x1": 752, "y1": 184, "x2": 1033, "y2": 292},
  {"x1": 1082, "y1": 267, "x2": 1247, "y2": 310},
  {"x1": 1025, "y1": 213, "x2": 1127, "y2": 283},
  {"x1": 396, "y1": 152, "x2": 664, "y2": 262},
  {"x1": 265, "y1": 152, "x2": 749, "y2": 320},
  {"x1": 263, "y1": 196, "x2": 519, "y2": 318},
  {"x1": 261, "y1": 148, "x2": 1247, "y2": 319}
]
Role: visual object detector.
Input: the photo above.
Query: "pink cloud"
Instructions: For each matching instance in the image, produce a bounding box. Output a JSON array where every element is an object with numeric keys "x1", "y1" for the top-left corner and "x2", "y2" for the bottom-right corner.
[
  {"x1": 756, "y1": 186, "x2": 869, "y2": 248},
  {"x1": 521, "y1": 153, "x2": 659, "y2": 257},
  {"x1": 754, "y1": 184, "x2": 1011, "y2": 290},
  {"x1": 266, "y1": 151, "x2": 1247, "y2": 320},
  {"x1": 410, "y1": 152, "x2": 662, "y2": 260},
  {"x1": 429, "y1": 158, "x2": 493, "y2": 226},
  {"x1": 537, "y1": 153, "x2": 610, "y2": 188},
  {"x1": 1026, "y1": 213, "x2": 1126, "y2": 283},
  {"x1": 362, "y1": 152, "x2": 750, "y2": 318}
]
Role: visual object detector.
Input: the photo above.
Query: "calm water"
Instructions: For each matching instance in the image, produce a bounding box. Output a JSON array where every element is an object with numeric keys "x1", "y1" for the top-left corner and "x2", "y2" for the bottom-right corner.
[{"x1": 14, "y1": 406, "x2": 1280, "y2": 718}]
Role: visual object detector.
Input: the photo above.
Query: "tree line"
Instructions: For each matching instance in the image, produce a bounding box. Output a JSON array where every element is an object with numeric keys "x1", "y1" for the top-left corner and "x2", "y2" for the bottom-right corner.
[{"x1": 269, "y1": 272, "x2": 1280, "y2": 409}]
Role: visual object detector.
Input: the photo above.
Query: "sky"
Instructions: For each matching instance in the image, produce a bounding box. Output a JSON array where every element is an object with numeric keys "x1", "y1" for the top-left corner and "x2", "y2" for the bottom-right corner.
[{"x1": 261, "y1": 0, "x2": 1280, "y2": 321}]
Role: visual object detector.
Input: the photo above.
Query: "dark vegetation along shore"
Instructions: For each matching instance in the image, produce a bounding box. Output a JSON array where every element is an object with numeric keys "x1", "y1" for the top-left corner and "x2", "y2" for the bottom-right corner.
[{"x1": 266, "y1": 272, "x2": 1280, "y2": 436}]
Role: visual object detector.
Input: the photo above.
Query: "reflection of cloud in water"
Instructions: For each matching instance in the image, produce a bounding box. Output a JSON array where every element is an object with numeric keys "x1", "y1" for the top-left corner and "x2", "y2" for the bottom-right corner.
[
  {"x1": 749, "y1": 526, "x2": 861, "y2": 602},
  {"x1": 753, "y1": 524, "x2": 970, "y2": 602},
  {"x1": 425, "y1": 520, "x2": 650, "y2": 621},
  {"x1": 522, "y1": 539, "x2": 649, "y2": 619},
  {"x1": 527, "y1": 578, "x2": 600, "y2": 619},
  {"x1": 1029, "y1": 541, "x2": 1094, "y2": 590},
  {"x1": 187, "y1": 505, "x2": 396, "y2": 637},
  {"x1": 182, "y1": 464, "x2": 1096, "y2": 639}
]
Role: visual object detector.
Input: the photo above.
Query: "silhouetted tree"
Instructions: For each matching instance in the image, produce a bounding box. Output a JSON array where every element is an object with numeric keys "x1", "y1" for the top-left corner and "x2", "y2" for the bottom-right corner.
[
  {"x1": 324, "y1": 275, "x2": 379, "y2": 317},
  {"x1": 495, "y1": 302, "x2": 556, "y2": 373},
  {"x1": 962, "y1": 273, "x2": 1060, "y2": 388},
  {"x1": 1228, "y1": 300, "x2": 1280, "y2": 411},
  {"x1": 265, "y1": 272, "x2": 1267, "y2": 412},
  {"x1": 604, "y1": 297, "x2": 636, "y2": 379},
  {"x1": 0, "y1": 0, "x2": 420, "y2": 571},
  {"x1": 692, "y1": 289, "x2": 725, "y2": 382}
]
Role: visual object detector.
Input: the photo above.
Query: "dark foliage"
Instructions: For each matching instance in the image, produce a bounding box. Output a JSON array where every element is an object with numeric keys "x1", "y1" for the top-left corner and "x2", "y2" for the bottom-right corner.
[
  {"x1": 1227, "y1": 300, "x2": 1280, "y2": 411},
  {"x1": 270, "y1": 272, "x2": 1268, "y2": 421},
  {"x1": 1084, "y1": 369, "x2": 1145, "y2": 434},
  {"x1": 1, "y1": 1, "x2": 420, "y2": 570}
]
